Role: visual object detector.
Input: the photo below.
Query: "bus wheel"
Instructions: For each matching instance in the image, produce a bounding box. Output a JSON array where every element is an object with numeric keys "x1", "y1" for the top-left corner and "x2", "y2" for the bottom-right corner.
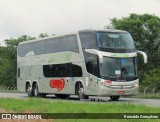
[
  {"x1": 110, "y1": 96, "x2": 120, "y2": 101},
  {"x1": 40, "y1": 93, "x2": 46, "y2": 98},
  {"x1": 26, "y1": 84, "x2": 33, "y2": 97},
  {"x1": 78, "y1": 87, "x2": 89, "y2": 100},
  {"x1": 33, "y1": 83, "x2": 40, "y2": 97}
]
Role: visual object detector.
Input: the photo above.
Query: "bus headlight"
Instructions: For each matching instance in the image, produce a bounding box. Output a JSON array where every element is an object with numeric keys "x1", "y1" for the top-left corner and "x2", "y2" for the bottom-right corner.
[{"x1": 101, "y1": 80, "x2": 112, "y2": 87}]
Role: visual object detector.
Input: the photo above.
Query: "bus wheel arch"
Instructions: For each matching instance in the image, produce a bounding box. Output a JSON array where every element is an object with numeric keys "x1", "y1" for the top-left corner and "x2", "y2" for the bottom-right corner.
[
  {"x1": 75, "y1": 81, "x2": 89, "y2": 99},
  {"x1": 75, "y1": 81, "x2": 82, "y2": 95}
]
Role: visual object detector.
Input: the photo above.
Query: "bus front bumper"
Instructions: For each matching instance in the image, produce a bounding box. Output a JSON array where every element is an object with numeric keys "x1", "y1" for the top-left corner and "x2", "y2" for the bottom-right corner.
[{"x1": 98, "y1": 84, "x2": 139, "y2": 96}]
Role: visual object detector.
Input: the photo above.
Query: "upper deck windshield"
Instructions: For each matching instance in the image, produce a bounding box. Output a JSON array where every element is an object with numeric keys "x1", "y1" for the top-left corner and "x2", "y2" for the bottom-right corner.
[
  {"x1": 96, "y1": 32, "x2": 135, "y2": 49},
  {"x1": 101, "y1": 57, "x2": 138, "y2": 81}
]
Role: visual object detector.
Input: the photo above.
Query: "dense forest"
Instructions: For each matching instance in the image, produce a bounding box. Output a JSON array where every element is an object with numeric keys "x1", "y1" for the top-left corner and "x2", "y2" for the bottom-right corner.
[{"x1": 0, "y1": 13, "x2": 160, "y2": 91}]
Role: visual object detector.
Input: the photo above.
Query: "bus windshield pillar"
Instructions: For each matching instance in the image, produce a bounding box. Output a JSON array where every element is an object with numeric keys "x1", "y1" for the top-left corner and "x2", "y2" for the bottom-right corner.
[{"x1": 85, "y1": 49, "x2": 103, "y2": 64}]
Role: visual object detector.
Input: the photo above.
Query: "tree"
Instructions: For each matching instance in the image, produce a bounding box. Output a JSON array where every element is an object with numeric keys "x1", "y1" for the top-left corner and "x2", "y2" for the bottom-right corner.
[
  {"x1": 39, "y1": 33, "x2": 48, "y2": 38},
  {"x1": 5, "y1": 35, "x2": 36, "y2": 47},
  {"x1": 107, "y1": 13, "x2": 160, "y2": 82},
  {"x1": 0, "y1": 35, "x2": 35, "y2": 87}
]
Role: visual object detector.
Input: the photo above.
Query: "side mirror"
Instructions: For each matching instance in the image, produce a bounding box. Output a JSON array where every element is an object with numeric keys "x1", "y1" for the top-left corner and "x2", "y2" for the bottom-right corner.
[{"x1": 137, "y1": 50, "x2": 147, "y2": 63}]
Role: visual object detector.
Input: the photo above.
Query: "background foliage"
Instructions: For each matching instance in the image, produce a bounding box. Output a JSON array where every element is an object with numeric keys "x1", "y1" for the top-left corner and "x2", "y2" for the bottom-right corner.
[
  {"x1": 0, "y1": 35, "x2": 36, "y2": 86},
  {"x1": 108, "y1": 13, "x2": 160, "y2": 90}
]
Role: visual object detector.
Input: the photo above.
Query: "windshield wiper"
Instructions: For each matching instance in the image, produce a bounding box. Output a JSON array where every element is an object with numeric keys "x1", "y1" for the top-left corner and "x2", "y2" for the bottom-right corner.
[
  {"x1": 126, "y1": 76, "x2": 138, "y2": 81},
  {"x1": 101, "y1": 75, "x2": 118, "y2": 80}
]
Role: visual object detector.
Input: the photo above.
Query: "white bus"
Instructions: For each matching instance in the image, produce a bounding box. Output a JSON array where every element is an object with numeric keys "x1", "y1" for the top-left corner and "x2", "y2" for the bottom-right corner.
[{"x1": 17, "y1": 29, "x2": 147, "y2": 100}]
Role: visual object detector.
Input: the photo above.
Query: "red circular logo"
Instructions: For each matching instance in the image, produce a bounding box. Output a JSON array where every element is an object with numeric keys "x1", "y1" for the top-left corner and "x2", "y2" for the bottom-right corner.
[{"x1": 49, "y1": 78, "x2": 65, "y2": 91}]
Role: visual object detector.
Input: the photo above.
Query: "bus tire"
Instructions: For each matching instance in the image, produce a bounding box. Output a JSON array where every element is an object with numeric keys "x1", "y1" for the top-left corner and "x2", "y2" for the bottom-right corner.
[
  {"x1": 33, "y1": 83, "x2": 40, "y2": 97},
  {"x1": 110, "y1": 96, "x2": 120, "y2": 101},
  {"x1": 78, "y1": 86, "x2": 89, "y2": 100},
  {"x1": 26, "y1": 83, "x2": 33, "y2": 97},
  {"x1": 40, "y1": 93, "x2": 46, "y2": 98}
]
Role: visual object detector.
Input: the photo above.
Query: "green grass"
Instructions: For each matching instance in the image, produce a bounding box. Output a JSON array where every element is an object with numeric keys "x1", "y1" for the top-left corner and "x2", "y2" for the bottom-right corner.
[
  {"x1": 0, "y1": 98, "x2": 159, "y2": 113},
  {"x1": 0, "y1": 98, "x2": 160, "y2": 122},
  {"x1": 128, "y1": 93, "x2": 160, "y2": 99},
  {"x1": 0, "y1": 90, "x2": 19, "y2": 93},
  {"x1": 0, "y1": 98, "x2": 160, "y2": 113}
]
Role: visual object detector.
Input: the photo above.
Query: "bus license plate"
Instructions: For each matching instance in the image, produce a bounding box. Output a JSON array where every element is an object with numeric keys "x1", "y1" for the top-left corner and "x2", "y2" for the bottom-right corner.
[{"x1": 118, "y1": 91, "x2": 125, "y2": 95}]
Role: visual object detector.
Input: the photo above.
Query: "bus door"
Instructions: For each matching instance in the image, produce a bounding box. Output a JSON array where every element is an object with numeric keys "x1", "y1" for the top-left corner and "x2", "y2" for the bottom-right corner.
[
  {"x1": 64, "y1": 77, "x2": 74, "y2": 94},
  {"x1": 89, "y1": 74, "x2": 98, "y2": 95},
  {"x1": 87, "y1": 61, "x2": 99, "y2": 95}
]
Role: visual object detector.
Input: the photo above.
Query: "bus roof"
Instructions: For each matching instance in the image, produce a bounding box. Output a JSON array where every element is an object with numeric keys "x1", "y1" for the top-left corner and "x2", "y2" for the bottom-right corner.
[
  {"x1": 78, "y1": 29, "x2": 128, "y2": 33},
  {"x1": 18, "y1": 29, "x2": 128, "y2": 45},
  {"x1": 18, "y1": 32, "x2": 78, "y2": 45}
]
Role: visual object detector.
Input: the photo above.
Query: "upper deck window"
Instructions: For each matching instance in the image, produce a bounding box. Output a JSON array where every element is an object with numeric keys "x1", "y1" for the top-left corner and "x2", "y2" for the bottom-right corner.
[
  {"x1": 96, "y1": 32, "x2": 135, "y2": 49},
  {"x1": 17, "y1": 34, "x2": 79, "y2": 57},
  {"x1": 79, "y1": 32, "x2": 97, "y2": 49}
]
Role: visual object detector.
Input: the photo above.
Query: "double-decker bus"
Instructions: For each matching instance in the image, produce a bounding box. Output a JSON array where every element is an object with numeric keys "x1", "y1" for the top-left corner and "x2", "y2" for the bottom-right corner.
[{"x1": 17, "y1": 29, "x2": 147, "y2": 100}]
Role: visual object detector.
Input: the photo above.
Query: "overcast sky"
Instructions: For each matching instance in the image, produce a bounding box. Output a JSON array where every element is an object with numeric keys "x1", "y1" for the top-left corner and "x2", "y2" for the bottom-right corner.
[{"x1": 0, "y1": 0, "x2": 160, "y2": 45}]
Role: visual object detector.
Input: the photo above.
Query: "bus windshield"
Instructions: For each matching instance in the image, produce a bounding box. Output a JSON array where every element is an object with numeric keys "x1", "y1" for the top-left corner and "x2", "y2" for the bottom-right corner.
[
  {"x1": 100, "y1": 57, "x2": 138, "y2": 81},
  {"x1": 96, "y1": 32, "x2": 135, "y2": 49}
]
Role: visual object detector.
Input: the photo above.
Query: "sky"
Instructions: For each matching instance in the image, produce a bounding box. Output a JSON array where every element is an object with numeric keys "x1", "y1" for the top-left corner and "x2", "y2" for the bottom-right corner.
[{"x1": 0, "y1": 0, "x2": 160, "y2": 46}]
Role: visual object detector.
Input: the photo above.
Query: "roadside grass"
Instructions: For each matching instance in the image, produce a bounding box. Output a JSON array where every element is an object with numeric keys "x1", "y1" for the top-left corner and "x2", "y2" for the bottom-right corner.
[
  {"x1": 0, "y1": 90, "x2": 19, "y2": 93},
  {"x1": 0, "y1": 98, "x2": 160, "y2": 122},
  {"x1": 0, "y1": 98, "x2": 160, "y2": 113},
  {"x1": 126, "y1": 93, "x2": 160, "y2": 99}
]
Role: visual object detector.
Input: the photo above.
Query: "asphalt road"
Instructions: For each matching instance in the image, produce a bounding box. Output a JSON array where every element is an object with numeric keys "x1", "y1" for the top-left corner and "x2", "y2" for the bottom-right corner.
[{"x1": 0, "y1": 92, "x2": 160, "y2": 107}]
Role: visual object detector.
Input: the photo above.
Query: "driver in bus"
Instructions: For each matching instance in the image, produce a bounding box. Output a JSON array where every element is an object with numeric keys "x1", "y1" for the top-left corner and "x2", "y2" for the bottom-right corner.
[{"x1": 100, "y1": 35, "x2": 111, "y2": 48}]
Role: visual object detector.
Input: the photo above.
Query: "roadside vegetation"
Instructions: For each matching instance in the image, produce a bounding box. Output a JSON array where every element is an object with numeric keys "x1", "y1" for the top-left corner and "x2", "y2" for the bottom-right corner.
[
  {"x1": 0, "y1": 98, "x2": 160, "y2": 122},
  {"x1": 128, "y1": 93, "x2": 160, "y2": 99},
  {"x1": 1, "y1": 98, "x2": 160, "y2": 113}
]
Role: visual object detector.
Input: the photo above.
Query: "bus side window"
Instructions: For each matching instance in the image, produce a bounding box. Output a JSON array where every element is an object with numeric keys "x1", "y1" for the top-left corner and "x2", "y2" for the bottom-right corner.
[
  {"x1": 87, "y1": 61, "x2": 99, "y2": 77},
  {"x1": 79, "y1": 32, "x2": 97, "y2": 49},
  {"x1": 17, "y1": 44, "x2": 28, "y2": 57},
  {"x1": 35, "y1": 41, "x2": 45, "y2": 55},
  {"x1": 17, "y1": 68, "x2": 20, "y2": 77},
  {"x1": 43, "y1": 63, "x2": 82, "y2": 77},
  {"x1": 45, "y1": 38, "x2": 56, "y2": 53},
  {"x1": 24, "y1": 43, "x2": 36, "y2": 56},
  {"x1": 66, "y1": 35, "x2": 79, "y2": 53},
  {"x1": 72, "y1": 64, "x2": 82, "y2": 77},
  {"x1": 56, "y1": 37, "x2": 66, "y2": 52},
  {"x1": 84, "y1": 52, "x2": 99, "y2": 77}
]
